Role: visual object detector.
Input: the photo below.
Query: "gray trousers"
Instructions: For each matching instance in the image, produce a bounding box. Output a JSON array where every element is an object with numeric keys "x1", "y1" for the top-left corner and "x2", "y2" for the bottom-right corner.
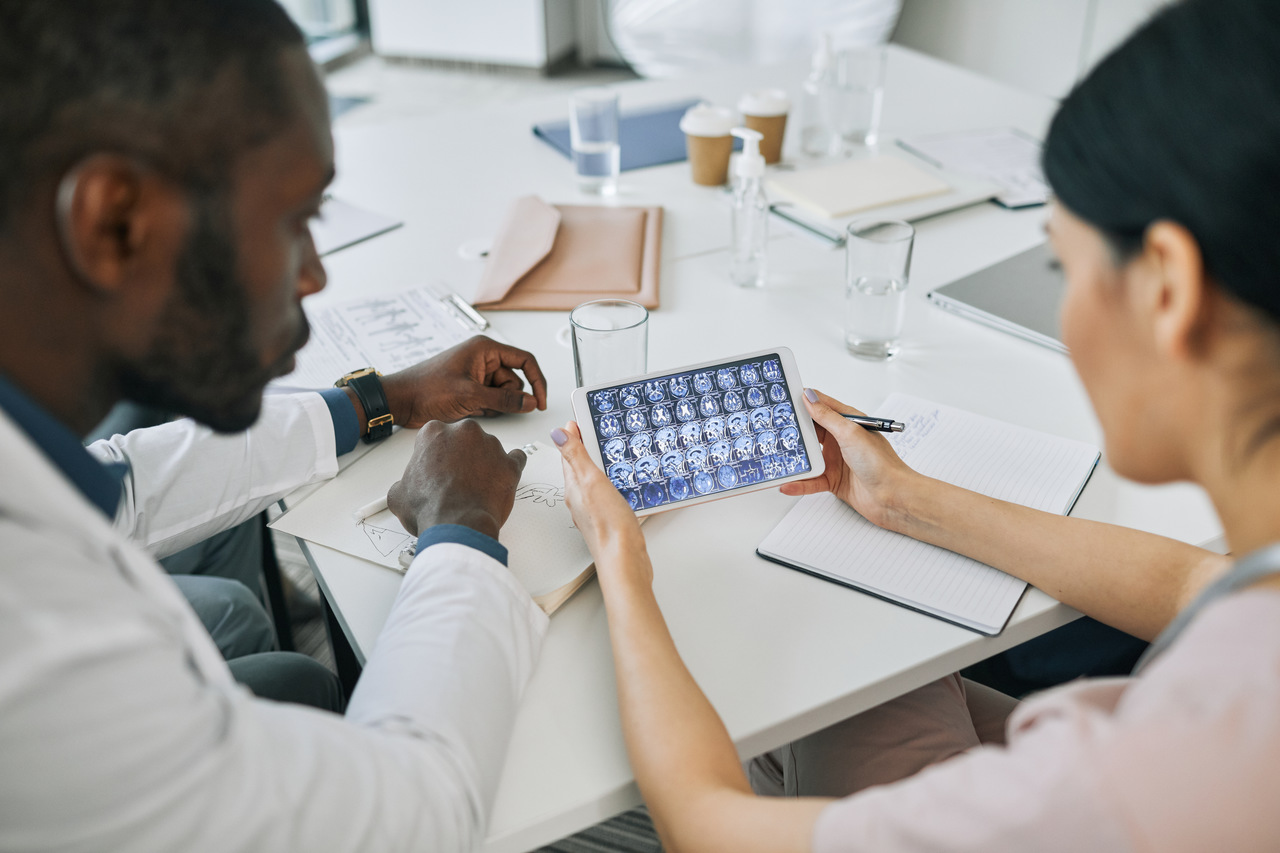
[
  {"x1": 92, "y1": 403, "x2": 342, "y2": 712},
  {"x1": 749, "y1": 675, "x2": 1017, "y2": 798}
]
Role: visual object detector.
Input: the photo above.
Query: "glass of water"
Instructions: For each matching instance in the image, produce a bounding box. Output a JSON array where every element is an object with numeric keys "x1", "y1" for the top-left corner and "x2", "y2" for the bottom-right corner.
[
  {"x1": 569, "y1": 88, "x2": 620, "y2": 195},
  {"x1": 570, "y1": 299, "x2": 648, "y2": 387},
  {"x1": 830, "y1": 46, "x2": 886, "y2": 152},
  {"x1": 844, "y1": 219, "x2": 914, "y2": 360}
]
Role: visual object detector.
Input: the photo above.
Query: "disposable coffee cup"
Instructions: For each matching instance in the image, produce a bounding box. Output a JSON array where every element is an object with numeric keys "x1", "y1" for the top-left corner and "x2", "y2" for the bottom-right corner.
[
  {"x1": 739, "y1": 88, "x2": 790, "y2": 165},
  {"x1": 679, "y1": 103, "x2": 736, "y2": 186}
]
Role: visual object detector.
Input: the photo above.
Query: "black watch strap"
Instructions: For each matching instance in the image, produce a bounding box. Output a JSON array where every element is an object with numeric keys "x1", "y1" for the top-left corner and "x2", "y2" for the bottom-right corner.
[{"x1": 337, "y1": 369, "x2": 394, "y2": 443}]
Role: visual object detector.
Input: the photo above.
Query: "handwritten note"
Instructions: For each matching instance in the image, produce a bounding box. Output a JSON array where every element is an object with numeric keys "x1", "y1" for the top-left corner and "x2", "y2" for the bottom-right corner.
[{"x1": 273, "y1": 286, "x2": 481, "y2": 390}]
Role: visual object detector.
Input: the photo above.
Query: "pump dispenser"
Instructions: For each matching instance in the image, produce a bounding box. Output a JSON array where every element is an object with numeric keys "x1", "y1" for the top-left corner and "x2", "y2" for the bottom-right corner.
[{"x1": 729, "y1": 127, "x2": 768, "y2": 288}]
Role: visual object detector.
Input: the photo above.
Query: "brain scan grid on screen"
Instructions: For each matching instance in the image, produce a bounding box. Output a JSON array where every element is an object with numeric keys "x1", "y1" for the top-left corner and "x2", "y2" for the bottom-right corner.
[{"x1": 587, "y1": 355, "x2": 811, "y2": 511}]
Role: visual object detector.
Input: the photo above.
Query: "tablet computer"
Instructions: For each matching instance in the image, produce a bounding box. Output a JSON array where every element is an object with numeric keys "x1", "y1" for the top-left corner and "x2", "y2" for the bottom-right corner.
[{"x1": 569, "y1": 347, "x2": 825, "y2": 516}]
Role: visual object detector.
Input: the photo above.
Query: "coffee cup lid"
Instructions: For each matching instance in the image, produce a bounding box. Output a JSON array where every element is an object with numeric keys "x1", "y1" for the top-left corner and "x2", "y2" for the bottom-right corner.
[
  {"x1": 738, "y1": 88, "x2": 790, "y2": 117},
  {"x1": 679, "y1": 103, "x2": 735, "y2": 137}
]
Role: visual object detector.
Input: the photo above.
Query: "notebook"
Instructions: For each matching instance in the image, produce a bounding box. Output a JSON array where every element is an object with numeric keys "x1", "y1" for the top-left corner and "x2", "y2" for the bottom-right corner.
[
  {"x1": 271, "y1": 440, "x2": 599, "y2": 615},
  {"x1": 926, "y1": 243, "x2": 1067, "y2": 354},
  {"x1": 533, "y1": 98, "x2": 740, "y2": 171},
  {"x1": 765, "y1": 155, "x2": 951, "y2": 219},
  {"x1": 756, "y1": 394, "x2": 1100, "y2": 635}
]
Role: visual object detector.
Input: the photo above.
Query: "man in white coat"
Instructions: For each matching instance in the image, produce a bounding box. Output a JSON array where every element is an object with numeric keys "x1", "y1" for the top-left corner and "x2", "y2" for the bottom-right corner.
[{"x1": 0, "y1": 1, "x2": 558, "y2": 850}]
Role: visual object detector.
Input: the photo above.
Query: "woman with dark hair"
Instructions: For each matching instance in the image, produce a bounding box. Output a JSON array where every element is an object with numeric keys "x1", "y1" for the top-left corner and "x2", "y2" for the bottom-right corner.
[{"x1": 549, "y1": 0, "x2": 1280, "y2": 848}]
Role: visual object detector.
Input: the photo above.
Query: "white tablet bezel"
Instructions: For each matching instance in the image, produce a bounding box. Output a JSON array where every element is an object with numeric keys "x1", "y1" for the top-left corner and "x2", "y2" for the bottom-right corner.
[{"x1": 569, "y1": 346, "x2": 825, "y2": 517}]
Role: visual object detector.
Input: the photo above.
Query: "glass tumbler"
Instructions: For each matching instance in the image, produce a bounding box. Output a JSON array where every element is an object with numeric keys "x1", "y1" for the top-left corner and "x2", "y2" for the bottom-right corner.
[
  {"x1": 570, "y1": 299, "x2": 648, "y2": 387},
  {"x1": 844, "y1": 219, "x2": 914, "y2": 360},
  {"x1": 569, "y1": 88, "x2": 620, "y2": 195}
]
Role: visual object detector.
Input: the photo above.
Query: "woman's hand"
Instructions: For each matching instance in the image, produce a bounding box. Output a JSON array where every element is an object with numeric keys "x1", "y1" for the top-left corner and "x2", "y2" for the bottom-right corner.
[
  {"x1": 781, "y1": 389, "x2": 921, "y2": 532},
  {"x1": 551, "y1": 422, "x2": 652, "y2": 588}
]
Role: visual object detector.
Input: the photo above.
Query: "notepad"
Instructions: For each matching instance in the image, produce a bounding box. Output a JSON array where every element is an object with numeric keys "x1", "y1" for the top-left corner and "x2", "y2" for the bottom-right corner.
[
  {"x1": 756, "y1": 394, "x2": 1100, "y2": 634},
  {"x1": 533, "y1": 98, "x2": 740, "y2": 172},
  {"x1": 765, "y1": 155, "x2": 951, "y2": 219},
  {"x1": 271, "y1": 439, "x2": 600, "y2": 615}
]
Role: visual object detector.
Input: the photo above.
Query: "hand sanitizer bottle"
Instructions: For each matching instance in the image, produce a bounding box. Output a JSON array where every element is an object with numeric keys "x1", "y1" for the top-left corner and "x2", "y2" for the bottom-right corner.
[
  {"x1": 729, "y1": 127, "x2": 768, "y2": 288},
  {"x1": 799, "y1": 31, "x2": 834, "y2": 158}
]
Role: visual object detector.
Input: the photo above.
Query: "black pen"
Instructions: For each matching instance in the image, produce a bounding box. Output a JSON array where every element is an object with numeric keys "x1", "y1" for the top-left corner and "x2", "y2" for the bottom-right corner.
[{"x1": 842, "y1": 414, "x2": 906, "y2": 433}]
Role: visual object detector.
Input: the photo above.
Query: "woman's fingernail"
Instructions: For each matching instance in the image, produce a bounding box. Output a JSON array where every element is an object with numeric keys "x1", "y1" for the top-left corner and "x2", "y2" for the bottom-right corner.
[
  {"x1": 550, "y1": 427, "x2": 568, "y2": 447},
  {"x1": 804, "y1": 388, "x2": 818, "y2": 403}
]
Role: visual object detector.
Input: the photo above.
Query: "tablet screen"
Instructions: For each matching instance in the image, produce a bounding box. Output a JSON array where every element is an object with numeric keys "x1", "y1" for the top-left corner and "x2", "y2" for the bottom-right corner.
[{"x1": 584, "y1": 353, "x2": 813, "y2": 511}]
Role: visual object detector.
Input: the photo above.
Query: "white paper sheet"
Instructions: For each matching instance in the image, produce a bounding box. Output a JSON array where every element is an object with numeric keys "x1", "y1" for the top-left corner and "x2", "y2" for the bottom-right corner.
[
  {"x1": 271, "y1": 438, "x2": 595, "y2": 601},
  {"x1": 758, "y1": 394, "x2": 1099, "y2": 634},
  {"x1": 898, "y1": 128, "x2": 1050, "y2": 208},
  {"x1": 274, "y1": 286, "x2": 486, "y2": 390}
]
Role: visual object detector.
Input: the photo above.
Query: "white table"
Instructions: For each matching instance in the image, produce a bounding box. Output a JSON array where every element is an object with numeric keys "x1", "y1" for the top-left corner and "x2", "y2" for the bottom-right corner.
[{"x1": 297, "y1": 47, "x2": 1223, "y2": 852}]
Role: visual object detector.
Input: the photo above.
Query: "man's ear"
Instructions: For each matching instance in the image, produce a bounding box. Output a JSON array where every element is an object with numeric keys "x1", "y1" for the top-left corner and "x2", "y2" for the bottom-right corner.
[
  {"x1": 55, "y1": 154, "x2": 189, "y2": 297},
  {"x1": 1141, "y1": 220, "x2": 1211, "y2": 360}
]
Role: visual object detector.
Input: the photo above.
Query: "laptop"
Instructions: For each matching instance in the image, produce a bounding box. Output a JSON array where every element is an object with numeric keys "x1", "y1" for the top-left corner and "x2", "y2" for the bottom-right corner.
[{"x1": 926, "y1": 242, "x2": 1067, "y2": 353}]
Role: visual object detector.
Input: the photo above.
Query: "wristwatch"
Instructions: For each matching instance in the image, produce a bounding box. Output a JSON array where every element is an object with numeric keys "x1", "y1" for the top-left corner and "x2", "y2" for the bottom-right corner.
[{"x1": 334, "y1": 367, "x2": 394, "y2": 443}]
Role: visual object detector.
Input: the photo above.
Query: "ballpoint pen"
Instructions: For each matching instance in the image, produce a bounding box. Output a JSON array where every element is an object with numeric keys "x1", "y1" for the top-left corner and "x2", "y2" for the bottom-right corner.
[{"x1": 842, "y1": 414, "x2": 906, "y2": 432}]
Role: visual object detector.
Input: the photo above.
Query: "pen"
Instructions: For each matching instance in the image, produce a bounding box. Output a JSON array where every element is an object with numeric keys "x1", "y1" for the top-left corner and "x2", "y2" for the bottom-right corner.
[
  {"x1": 352, "y1": 496, "x2": 388, "y2": 522},
  {"x1": 842, "y1": 414, "x2": 906, "y2": 433}
]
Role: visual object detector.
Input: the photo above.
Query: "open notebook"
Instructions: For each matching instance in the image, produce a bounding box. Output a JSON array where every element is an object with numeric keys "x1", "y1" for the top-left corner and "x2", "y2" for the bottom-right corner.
[
  {"x1": 757, "y1": 394, "x2": 1100, "y2": 634},
  {"x1": 271, "y1": 438, "x2": 597, "y2": 615}
]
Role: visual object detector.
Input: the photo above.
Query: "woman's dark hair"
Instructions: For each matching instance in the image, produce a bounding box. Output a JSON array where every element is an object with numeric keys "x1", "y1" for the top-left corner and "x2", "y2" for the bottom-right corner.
[{"x1": 1043, "y1": 0, "x2": 1280, "y2": 325}]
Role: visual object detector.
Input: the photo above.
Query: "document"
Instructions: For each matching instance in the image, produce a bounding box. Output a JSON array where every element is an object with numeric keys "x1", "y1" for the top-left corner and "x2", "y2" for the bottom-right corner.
[
  {"x1": 757, "y1": 394, "x2": 1099, "y2": 635},
  {"x1": 898, "y1": 128, "x2": 1050, "y2": 209},
  {"x1": 273, "y1": 285, "x2": 490, "y2": 390},
  {"x1": 310, "y1": 195, "x2": 402, "y2": 256},
  {"x1": 271, "y1": 439, "x2": 599, "y2": 615}
]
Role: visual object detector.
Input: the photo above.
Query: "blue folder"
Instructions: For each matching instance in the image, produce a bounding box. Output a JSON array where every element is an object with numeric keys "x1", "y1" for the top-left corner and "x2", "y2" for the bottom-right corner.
[{"x1": 532, "y1": 98, "x2": 741, "y2": 172}]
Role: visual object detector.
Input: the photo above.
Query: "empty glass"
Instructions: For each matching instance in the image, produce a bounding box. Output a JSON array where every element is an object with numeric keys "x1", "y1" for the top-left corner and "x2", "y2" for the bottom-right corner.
[
  {"x1": 844, "y1": 220, "x2": 914, "y2": 360},
  {"x1": 570, "y1": 299, "x2": 648, "y2": 386},
  {"x1": 569, "y1": 88, "x2": 620, "y2": 195}
]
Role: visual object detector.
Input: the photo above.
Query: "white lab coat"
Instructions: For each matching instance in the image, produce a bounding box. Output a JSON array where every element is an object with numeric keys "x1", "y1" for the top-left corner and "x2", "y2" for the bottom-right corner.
[{"x1": 0, "y1": 393, "x2": 548, "y2": 852}]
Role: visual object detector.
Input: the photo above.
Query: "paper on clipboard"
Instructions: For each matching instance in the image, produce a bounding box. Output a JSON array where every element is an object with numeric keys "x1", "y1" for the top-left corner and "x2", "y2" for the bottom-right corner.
[{"x1": 273, "y1": 285, "x2": 494, "y2": 390}]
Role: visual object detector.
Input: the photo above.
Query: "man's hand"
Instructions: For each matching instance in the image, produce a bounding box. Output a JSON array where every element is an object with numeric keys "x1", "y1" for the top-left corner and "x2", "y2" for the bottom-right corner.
[
  {"x1": 386, "y1": 420, "x2": 528, "y2": 539},
  {"x1": 353, "y1": 336, "x2": 548, "y2": 431}
]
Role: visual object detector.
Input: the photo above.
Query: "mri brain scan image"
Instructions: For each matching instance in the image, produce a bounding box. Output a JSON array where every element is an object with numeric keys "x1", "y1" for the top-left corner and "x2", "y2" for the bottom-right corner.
[{"x1": 587, "y1": 354, "x2": 811, "y2": 510}]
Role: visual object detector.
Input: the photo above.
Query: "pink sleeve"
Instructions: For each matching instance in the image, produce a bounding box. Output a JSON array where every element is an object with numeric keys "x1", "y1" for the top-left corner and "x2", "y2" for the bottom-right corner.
[
  {"x1": 812, "y1": 593, "x2": 1280, "y2": 853},
  {"x1": 812, "y1": 683, "x2": 1132, "y2": 852}
]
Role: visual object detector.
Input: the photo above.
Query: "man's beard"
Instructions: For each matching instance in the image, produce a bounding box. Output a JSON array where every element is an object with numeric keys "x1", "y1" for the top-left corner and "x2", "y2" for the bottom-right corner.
[{"x1": 116, "y1": 192, "x2": 309, "y2": 433}]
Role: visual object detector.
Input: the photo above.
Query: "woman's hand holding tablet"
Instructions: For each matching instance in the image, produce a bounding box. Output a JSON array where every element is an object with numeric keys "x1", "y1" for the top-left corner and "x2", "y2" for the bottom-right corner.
[{"x1": 569, "y1": 347, "x2": 825, "y2": 515}]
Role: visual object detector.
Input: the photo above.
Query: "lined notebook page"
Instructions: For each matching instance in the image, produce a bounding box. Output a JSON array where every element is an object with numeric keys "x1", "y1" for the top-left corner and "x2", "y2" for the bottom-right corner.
[{"x1": 757, "y1": 394, "x2": 1099, "y2": 634}]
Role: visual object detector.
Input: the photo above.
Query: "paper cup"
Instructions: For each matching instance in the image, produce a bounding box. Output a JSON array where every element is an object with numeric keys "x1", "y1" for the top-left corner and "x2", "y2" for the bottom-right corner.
[
  {"x1": 739, "y1": 89, "x2": 790, "y2": 165},
  {"x1": 679, "y1": 103, "x2": 736, "y2": 186}
]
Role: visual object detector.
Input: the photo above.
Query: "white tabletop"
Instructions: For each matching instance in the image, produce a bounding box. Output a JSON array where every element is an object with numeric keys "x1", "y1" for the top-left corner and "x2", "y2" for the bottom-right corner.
[{"x1": 297, "y1": 46, "x2": 1223, "y2": 853}]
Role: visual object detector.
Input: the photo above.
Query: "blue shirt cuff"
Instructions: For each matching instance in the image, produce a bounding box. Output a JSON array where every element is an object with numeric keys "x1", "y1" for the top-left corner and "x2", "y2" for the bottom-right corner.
[
  {"x1": 317, "y1": 387, "x2": 360, "y2": 456},
  {"x1": 415, "y1": 524, "x2": 509, "y2": 567}
]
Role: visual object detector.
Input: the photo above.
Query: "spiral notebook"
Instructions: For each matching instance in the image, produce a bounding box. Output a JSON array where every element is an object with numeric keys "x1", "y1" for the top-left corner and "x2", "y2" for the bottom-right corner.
[{"x1": 756, "y1": 394, "x2": 1100, "y2": 635}]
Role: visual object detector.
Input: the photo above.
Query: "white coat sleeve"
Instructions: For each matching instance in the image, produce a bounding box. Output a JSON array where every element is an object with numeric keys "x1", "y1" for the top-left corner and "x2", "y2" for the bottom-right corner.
[
  {"x1": 0, "y1": 507, "x2": 548, "y2": 853},
  {"x1": 87, "y1": 392, "x2": 338, "y2": 559}
]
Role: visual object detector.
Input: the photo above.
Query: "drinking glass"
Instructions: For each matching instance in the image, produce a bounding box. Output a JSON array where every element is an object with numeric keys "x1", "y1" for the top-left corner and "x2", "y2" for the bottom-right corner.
[
  {"x1": 570, "y1": 299, "x2": 648, "y2": 387},
  {"x1": 844, "y1": 219, "x2": 914, "y2": 360},
  {"x1": 830, "y1": 46, "x2": 886, "y2": 151},
  {"x1": 569, "y1": 88, "x2": 620, "y2": 195}
]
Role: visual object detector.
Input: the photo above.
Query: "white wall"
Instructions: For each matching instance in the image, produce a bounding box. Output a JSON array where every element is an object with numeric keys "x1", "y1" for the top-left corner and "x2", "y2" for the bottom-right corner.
[{"x1": 892, "y1": 0, "x2": 1169, "y2": 99}]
